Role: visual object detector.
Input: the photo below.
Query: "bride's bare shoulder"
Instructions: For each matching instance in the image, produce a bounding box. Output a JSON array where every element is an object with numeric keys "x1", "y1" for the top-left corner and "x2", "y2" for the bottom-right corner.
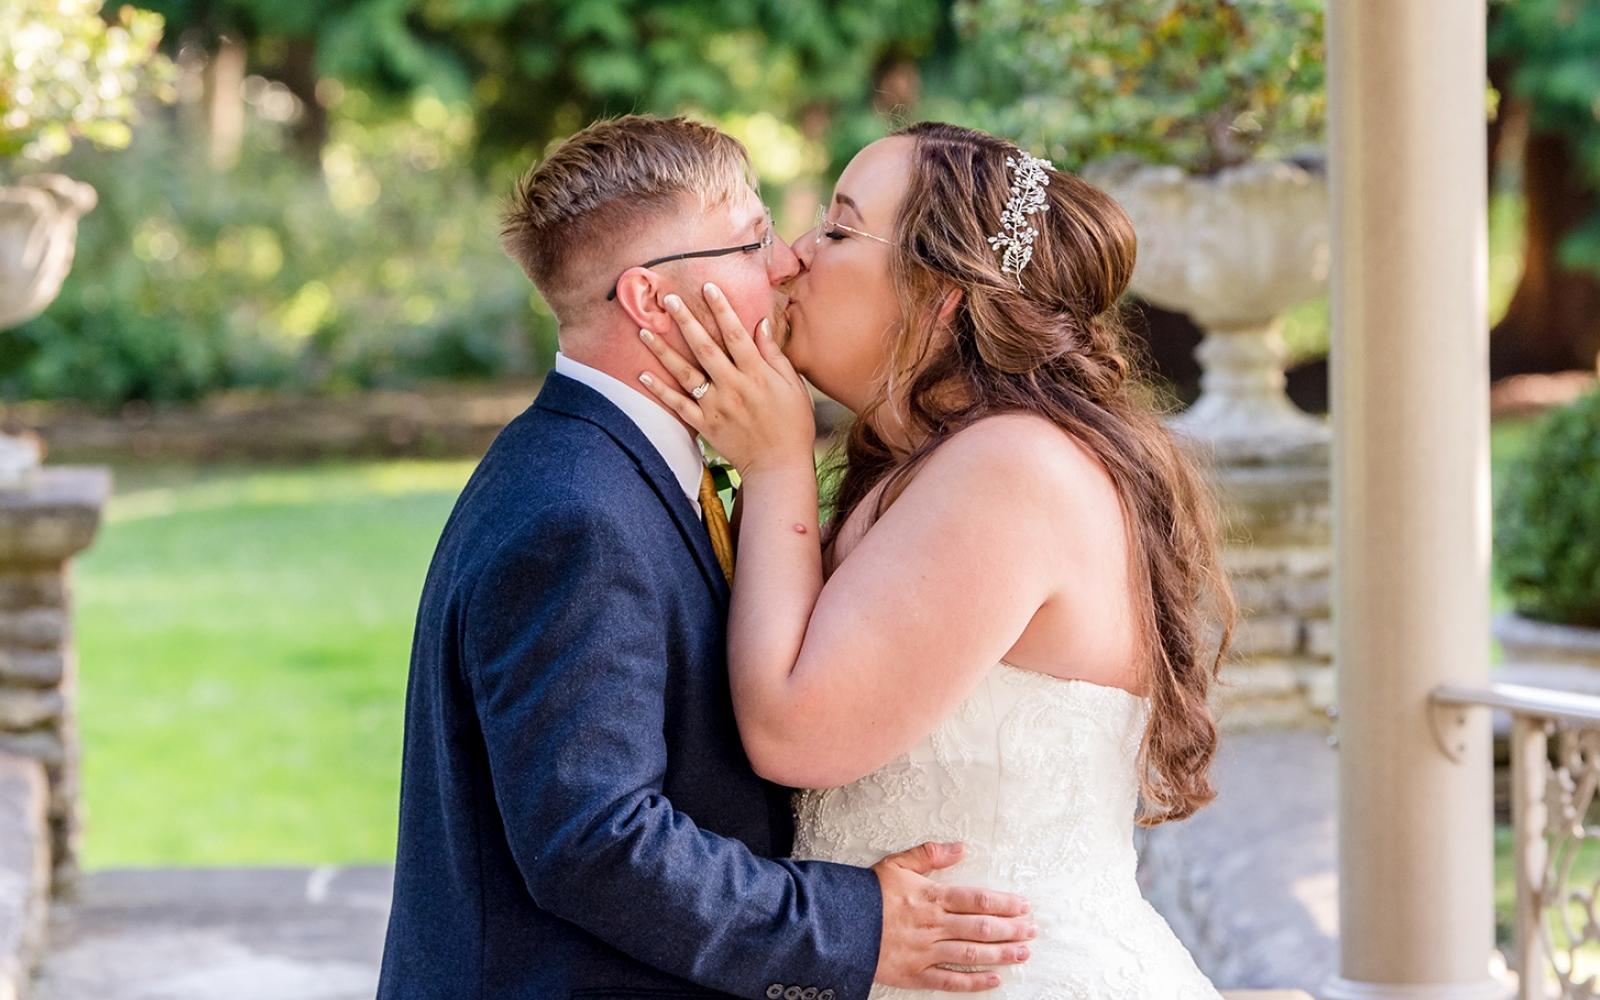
[
  {"x1": 827, "y1": 412, "x2": 1118, "y2": 574},
  {"x1": 927, "y1": 411, "x2": 1115, "y2": 498}
]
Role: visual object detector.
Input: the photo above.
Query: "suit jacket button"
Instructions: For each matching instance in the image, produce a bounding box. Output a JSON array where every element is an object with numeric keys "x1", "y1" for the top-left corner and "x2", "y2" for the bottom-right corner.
[
  {"x1": 818, "y1": 991, "x2": 835, "y2": 1000},
  {"x1": 784, "y1": 989, "x2": 802, "y2": 1000},
  {"x1": 801, "y1": 990, "x2": 818, "y2": 1000},
  {"x1": 766, "y1": 986, "x2": 784, "y2": 999}
]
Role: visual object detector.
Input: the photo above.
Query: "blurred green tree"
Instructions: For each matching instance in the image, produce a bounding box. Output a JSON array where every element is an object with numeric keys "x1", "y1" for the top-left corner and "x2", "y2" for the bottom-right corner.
[
  {"x1": 0, "y1": 0, "x2": 174, "y2": 167},
  {"x1": 134, "y1": 0, "x2": 950, "y2": 173},
  {"x1": 1487, "y1": 0, "x2": 1600, "y2": 377},
  {"x1": 0, "y1": 1, "x2": 959, "y2": 406},
  {"x1": 2, "y1": 99, "x2": 539, "y2": 405},
  {"x1": 933, "y1": 0, "x2": 1325, "y2": 405},
  {"x1": 943, "y1": 0, "x2": 1325, "y2": 174}
]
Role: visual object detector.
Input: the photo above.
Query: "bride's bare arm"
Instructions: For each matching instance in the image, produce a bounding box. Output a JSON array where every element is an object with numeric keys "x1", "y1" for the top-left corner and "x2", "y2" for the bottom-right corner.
[
  {"x1": 639, "y1": 286, "x2": 1061, "y2": 788},
  {"x1": 729, "y1": 425, "x2": 1058, "y2": 786}
]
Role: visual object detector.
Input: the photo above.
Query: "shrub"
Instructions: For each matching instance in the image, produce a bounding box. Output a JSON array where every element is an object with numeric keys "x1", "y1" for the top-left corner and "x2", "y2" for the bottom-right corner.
[
  {"x1": 0, "y1": 0, "x2": 174, "y2": 166},
  {"x1": 2, "y1": 89, "x2": 548, "y2": 407},
  {"x1": 1495, "y1": 388, "x2": 1600, "y2": 627},
  {"x1": 947, "y1": 0, "x2": 1325, "y2": 173}
]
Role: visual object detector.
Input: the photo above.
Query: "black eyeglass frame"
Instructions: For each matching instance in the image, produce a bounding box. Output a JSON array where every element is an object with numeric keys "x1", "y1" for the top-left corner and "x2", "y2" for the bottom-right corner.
[{"x1": 604, "y1": 207, "x2": 774, "y2": 302}]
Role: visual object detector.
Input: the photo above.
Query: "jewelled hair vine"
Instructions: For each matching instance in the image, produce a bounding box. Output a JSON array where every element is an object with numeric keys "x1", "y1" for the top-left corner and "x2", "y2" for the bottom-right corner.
[{"x1": 986, "y1": 150, "x2": 1054, "y2": 289}]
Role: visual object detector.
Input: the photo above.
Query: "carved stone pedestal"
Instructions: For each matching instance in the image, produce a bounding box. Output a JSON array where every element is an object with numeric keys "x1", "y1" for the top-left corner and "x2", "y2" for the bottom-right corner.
[{"x1": 1191, "y1": 434, "x2": 1334, "y2": 731}]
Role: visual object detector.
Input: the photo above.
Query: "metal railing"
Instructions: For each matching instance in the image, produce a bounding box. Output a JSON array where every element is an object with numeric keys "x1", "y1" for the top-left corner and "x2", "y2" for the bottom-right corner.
[{"x1": 1432, "y1": 682, "x2": 1600, "y2": 999}]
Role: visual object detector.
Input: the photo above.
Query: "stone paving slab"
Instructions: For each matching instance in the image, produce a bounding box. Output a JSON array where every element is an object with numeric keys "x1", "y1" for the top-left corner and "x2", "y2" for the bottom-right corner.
[
  {"x1": 1137, "y1": 728, "x2": 1340, "y2": 995},
  {"x1": 34, "y1": 867, "x2": 391, "y2": 1000},
  {"x1": 34, "y1": 731, "x2": 1343, "y2": 999}
]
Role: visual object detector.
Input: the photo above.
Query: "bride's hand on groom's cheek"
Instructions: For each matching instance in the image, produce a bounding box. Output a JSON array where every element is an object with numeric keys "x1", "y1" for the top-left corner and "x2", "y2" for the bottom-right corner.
[{"x1": 638, "y1": 283, "x2": 816, "y2": 476}]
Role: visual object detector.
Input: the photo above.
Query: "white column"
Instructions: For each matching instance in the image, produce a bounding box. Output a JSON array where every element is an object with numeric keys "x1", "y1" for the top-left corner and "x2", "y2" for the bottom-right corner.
[{"x1": 1323, "y1": 0, "x2": 1502, "y2": 998}]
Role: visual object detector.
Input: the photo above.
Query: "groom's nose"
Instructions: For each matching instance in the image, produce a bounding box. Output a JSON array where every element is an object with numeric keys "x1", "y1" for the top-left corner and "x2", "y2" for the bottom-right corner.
[{"x1": 767, "y1": 232, "x2": 802, "y2": 286}]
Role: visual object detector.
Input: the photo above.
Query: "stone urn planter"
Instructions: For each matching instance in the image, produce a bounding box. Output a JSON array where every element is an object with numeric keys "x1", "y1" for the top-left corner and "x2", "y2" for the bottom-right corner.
[
  {"x1": 0, "y1": 173, "x2": 97, "y2": 485},
  {"x1": 1082, "y1": 156, "x2": 1331, "y2": 464}
]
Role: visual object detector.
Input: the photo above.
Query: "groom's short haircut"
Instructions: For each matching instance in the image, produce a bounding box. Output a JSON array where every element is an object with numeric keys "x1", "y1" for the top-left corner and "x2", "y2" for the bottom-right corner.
[{"x1": 500, "y1": 115, "x2": 754, "y2": 318}]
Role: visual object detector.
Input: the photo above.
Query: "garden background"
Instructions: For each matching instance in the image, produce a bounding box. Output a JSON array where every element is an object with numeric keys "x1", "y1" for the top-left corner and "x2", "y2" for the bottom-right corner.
[{"x1": 5, "y1": 0, "x2": 1600, "y2": 910}]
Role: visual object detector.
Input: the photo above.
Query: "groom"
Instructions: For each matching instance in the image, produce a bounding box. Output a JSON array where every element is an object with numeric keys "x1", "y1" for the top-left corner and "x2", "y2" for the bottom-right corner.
[{"x1": 376, "y1": 115, "x2": 1033, "y2": 1000}]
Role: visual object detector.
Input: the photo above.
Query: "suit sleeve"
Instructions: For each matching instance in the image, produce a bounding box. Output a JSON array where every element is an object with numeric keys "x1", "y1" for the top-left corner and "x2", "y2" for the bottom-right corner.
[{"x1": 463, "y1": 499, "x2": 883, "y2": 1000}]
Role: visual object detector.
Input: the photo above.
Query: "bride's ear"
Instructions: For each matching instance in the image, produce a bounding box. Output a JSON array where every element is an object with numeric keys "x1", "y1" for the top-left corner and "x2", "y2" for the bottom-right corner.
[{"x1": 935, "y1": 287, "x2": 964, "y2": 326}]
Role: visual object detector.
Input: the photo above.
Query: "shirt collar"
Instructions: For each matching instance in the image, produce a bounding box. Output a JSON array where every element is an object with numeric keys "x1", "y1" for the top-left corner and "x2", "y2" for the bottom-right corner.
[{"x1": 553, "y1": 352, "x2": 705, "y2": 511}]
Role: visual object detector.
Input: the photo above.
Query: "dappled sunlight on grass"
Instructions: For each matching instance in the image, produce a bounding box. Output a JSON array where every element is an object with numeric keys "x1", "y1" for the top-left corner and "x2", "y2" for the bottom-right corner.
[
  {"x1": 77, "y1": 459, "x2": 474, "y2": 867},
  {"x1": 105, "y1": 459, "x2": 479, "y2": 523}
]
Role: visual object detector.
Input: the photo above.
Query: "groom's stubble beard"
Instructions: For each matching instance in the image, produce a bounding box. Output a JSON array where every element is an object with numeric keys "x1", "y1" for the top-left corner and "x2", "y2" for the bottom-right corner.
[{"x1": 768, "y1": 286, "x2": 793, "y2": 348}]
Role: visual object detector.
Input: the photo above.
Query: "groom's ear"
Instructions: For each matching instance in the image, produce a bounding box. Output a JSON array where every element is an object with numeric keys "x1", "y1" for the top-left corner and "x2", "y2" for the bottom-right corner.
[{"x1": 613, "y1": 269, "x2": 674, "y2": 334}]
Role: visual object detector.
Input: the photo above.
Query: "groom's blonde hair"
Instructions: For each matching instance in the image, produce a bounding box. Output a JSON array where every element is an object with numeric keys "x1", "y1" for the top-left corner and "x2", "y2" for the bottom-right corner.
[{"x1": 500, "y1": 115, "x2": 755, "y2": 320}]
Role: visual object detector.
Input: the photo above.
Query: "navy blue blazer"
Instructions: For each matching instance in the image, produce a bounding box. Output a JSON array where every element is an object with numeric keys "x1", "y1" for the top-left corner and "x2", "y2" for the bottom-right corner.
[{"x1": 377, "y1": 372, "x2": 883, "y2": 1000}]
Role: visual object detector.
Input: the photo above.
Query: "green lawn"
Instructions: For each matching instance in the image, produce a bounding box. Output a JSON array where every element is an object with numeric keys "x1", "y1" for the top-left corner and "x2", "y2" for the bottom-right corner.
[
  {"x1": 73, "y1": 417, "x2": 1542, "y2": 869},
  {"x1": 76, "y1": 459, "x2": 476, "y2": 866},
  {"x1": 1493, "y1": 826, "x2": 1600, "y2": 982}
]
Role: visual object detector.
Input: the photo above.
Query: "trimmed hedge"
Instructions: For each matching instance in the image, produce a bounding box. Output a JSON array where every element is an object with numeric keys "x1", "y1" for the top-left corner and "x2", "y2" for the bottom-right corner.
[{"x1": 1495, "y1": 388, "x2": 1600, "y2": 627}]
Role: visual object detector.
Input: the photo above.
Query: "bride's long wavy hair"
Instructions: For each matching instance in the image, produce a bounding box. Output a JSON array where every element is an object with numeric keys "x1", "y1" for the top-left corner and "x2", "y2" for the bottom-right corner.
[{"x1": 823, "y1": 122, "x2": 1236, "y2": 826}]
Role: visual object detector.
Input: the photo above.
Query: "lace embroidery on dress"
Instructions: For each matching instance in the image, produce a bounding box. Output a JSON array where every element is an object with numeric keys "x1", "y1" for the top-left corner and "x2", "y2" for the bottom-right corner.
[{"x1": 791, "y1": 661, "x2": 1223, "y2": 1000}]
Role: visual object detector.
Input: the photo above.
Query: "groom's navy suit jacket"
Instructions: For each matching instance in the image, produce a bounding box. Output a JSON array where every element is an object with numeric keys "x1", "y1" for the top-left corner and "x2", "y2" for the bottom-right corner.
[{"x1": 377, "y1": 372, "x2": 882, "y2": 1000}]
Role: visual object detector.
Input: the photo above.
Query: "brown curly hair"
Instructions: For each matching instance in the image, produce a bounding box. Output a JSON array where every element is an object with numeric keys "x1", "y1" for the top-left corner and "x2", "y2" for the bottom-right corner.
[{"x1": 823, "y1": 122, "x2": 1236, "y2": 826}]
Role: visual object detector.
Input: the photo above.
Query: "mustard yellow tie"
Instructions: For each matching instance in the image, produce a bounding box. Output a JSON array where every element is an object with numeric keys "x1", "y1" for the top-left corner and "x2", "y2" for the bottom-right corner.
[{"x1": 699, "y1": 466, "x2": 735, "y2": 584}]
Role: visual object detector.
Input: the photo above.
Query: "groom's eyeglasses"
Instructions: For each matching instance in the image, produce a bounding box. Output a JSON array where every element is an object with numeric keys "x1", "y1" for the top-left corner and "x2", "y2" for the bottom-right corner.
[{"x1": 605, "y1": 206, "x2": 775, "y2": 302}]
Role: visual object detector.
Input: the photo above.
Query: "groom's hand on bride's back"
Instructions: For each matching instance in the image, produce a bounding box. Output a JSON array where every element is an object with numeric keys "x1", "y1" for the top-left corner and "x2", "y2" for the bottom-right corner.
[{"x1": 871, "y1": 841, "x2": 1035, "y2": 992}]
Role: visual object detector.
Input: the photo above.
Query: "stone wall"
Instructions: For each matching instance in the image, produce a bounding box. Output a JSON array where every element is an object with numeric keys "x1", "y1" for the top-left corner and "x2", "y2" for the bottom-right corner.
[
  {"x1": 1205, "y1": 444, "x2": 1335, "y2": 731},
  {"x1": 0, "y1": 468, "x2": 109, "y2": 891},
  {"x1": 0, "y1": 754, "x2": 48, "y2": 1000}
]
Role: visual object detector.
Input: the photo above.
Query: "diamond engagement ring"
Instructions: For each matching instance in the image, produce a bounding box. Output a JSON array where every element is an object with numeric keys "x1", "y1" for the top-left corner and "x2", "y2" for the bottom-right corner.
[{"x1": 691, "y1": 381, "x2": 711, "y2": 400}]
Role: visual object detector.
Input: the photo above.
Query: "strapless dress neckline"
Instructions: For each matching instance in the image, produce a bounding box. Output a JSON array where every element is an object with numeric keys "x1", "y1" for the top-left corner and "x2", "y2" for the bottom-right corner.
[{"x1": 994, "y1": 659, "x2": 1148, "y2": 702}]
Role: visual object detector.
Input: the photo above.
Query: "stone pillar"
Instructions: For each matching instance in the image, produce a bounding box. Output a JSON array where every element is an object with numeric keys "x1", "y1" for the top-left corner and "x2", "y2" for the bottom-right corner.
[
  {"x1": 0, "y1": 468, "x2": 109, "y2": 893},
  {"x1": 1208, "y1": 441, "x2": 1335, "y2": 730},
  {"x1": 1324, "y1": 1, "x2": 1501, "y2": 996}
]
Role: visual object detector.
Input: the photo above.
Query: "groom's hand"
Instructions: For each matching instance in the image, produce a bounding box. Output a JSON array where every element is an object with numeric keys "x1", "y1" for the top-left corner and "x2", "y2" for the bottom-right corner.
[{"x1": 871, "y1": 841, "x2": 1035, "y2": 992}]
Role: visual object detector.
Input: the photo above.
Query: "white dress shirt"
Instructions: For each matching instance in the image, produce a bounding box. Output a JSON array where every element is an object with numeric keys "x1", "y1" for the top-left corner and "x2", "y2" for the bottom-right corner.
[{"x1": 554, "y1": 352, "x2": 706, "y2": 516}]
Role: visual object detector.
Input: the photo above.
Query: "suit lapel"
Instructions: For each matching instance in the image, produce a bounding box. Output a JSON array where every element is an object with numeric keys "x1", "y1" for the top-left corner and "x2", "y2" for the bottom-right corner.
[{"x1": 534, "y1": 373, "x2": 731, "y2": 607}]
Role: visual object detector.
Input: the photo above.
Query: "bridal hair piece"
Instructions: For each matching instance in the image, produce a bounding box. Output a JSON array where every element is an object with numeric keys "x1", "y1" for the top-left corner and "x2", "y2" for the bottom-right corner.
[{"x1": 986, "y1": 150, "x2": 1054, "y2": 289}]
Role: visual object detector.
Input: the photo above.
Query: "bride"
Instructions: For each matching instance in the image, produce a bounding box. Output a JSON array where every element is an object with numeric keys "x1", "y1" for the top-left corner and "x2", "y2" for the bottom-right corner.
[{"x1": 637, "y1": 121, "x2": 1235, "y2": 998}]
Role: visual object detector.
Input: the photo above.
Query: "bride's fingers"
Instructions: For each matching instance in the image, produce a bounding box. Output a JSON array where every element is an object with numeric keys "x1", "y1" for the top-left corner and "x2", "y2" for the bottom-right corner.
[
  {"x1": 701, "y1": 282, "x2": 765, "y2": 372},
  {"x1": 756, "y1": 318, "x2": 805, "y2": 388},
  {"x1": 638, "y1": 329, "x2": 708, "y2": 395},
  {"x1": 662, "y1": 293, "x2": 739, "y2": 387},
  {"x1": 637, "y1": 371, "x2": 707, "y2": 431}
]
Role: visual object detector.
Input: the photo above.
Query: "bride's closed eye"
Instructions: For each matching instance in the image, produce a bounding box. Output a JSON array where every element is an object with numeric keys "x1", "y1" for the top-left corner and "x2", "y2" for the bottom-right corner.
[
  {"x1": 813, "y1": 204, "x2": 896, "y2": 248},
  {"x1": 813, "y1": 206, "x2": 855, "y2": 243}
]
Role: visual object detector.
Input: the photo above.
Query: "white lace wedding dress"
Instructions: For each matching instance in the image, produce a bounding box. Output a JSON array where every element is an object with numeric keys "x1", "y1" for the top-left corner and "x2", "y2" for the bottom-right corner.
[{"x1": 791, "y1": 660, "x2": 1223, "y2": 999}]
